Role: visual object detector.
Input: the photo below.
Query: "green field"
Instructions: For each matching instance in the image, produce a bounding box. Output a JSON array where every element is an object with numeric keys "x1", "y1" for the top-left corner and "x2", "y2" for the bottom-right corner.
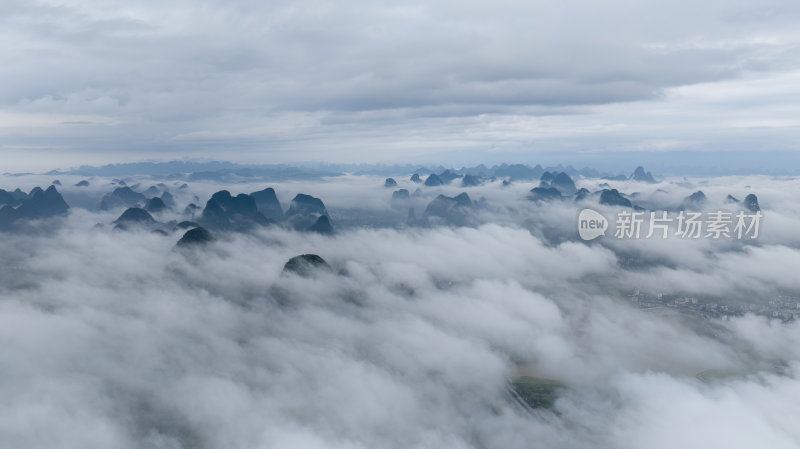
[{"x1": 511, "y1": 376, "x2": 566, "y2": 410}]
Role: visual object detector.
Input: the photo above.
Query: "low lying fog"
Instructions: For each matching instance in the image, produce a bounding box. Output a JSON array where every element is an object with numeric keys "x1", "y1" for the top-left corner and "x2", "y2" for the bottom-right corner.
[{"x1": 2, "y1": 173, "x2": 800, "y2": 448}]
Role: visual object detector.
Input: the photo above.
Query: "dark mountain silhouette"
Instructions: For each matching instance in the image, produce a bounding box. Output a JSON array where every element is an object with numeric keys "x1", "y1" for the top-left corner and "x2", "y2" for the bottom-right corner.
[
  {"x1": 286, "y1": 194, "x2": 327, "y2": 217},
  {"x1": 410, "y1": 173, "x2": 422, "y2": 183},
  {"x1": 630, "y1": 166, "x2": 657, "y2": 183},
  {"x1": 249, "y1": 187, "x2": 283, "y2": 220},
  {"x1": 308, "y1": 215, "x2": 334, "y2": 234},
  {"x1": 553, "y1": 172, "x2": 578, "y2": 195},
  {"x1": 199, "y1": 197, "x2": 229, "y2": 229},
  {"x1": 112, "y1": 207, "x2": 157, "y2": 231},
  {"x1": 16, "y1": 186, "x2": 70, "y2": 219},
  {"x1": 424, "y1": 173, "x2": 443, "y2": 186},
  {"x1": 744, "y1": 194, "x2": 760, "y2": 212},
  {"x1": 437, "y1": 170, "x2": 462, "y2": 184},
  {"x1": 12, "y1": 188, "x2": 27, "y2": 200},
  {"x1": 392, "y1": 189, "x2": 410, "y2": 201},
  {"x1": 539, "y1": 172, "x2": 577, "y2": 195},
  {"x1": 0, "y1": 186, "x2": 69, "y2": 230},
  {"x1": 461, "y1": 174, "x2": 481, "y2": 187},
  {"x1": 599, "y1": 189, "x2": 633, "y2": 207},
  {"x1": 74, "y1": 180, "x2": 90, "y2": 187},
  {"x1": 384, "y1": 178, "x2": 398, "y2": 187},
  {"x1": 176, "y1": 227, "x2": 213, "y2": 247},
  {"x1": 200, "y1": 190, "x2": 271, "y2": 230},
  {"x1": 143, "y1": 185, "x2": 161, "y2": 197},
  {"x1": 115, "y1": 207, "x2": 156, "y2": 225},
  {"x1": 160, "y1": 191, "x2": 176, "y2": 208},
  {"x1": 0, "y1": 189, "x2": 26, "y2": 207},
  {"x1": 100, "y1": 187, "x2": 146, "y2": 210},
  {"x1": 285, "y1": 194, "x2": 329, "y2": 230},
  {"x1": 681, "y1": 191, "x2": 708, "y2": 210},
  {"x1": 528, "y1": 187, "x2": 563, "y2": 202},
  {"x1": 283, "y1": 254, "x2": 331, "y2": 277},
  {"x1": 391, "y1": 189, "x2": 411, "y2": 210},
  {"x1": 0, "y1": 205, "x2": 20, "y2": 228},
  {"x1": 423, "y1": 192, "x2": 473, "y2": 225},
  {"x1": 726, "y1": 194, "x2": 740, "y2": 203},
  {"x1": 144, "y1": 197, "x2": 167, "y2": 213}
]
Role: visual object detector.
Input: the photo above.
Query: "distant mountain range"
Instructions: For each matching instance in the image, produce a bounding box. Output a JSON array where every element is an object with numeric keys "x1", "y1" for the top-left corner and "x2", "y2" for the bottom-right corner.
[
  {"x1": 39, "y1": 161, "x2": 632, "y2": 182},
  {"x1": 0, "y1": 164, "x2": 766, "y2": 242},
  {"x1": 27, "y1": 151, "x2": 800, "y2": 179}
]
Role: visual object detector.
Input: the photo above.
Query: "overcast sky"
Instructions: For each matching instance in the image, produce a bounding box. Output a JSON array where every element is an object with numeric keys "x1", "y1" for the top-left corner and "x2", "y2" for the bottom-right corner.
[{"x1": 2, "y1": 0, "x2": 800, "y2": 169}]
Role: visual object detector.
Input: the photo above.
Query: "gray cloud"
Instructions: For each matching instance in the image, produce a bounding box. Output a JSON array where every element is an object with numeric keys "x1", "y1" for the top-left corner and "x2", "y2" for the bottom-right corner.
[{"x1": 2, "y1": 0, "x2": 800, "y2": 167}]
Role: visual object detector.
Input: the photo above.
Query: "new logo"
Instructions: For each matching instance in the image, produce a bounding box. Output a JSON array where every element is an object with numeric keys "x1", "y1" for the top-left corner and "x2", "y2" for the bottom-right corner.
[{"x1": 578, "y1": 208, "x2": 608, "y2": 240}]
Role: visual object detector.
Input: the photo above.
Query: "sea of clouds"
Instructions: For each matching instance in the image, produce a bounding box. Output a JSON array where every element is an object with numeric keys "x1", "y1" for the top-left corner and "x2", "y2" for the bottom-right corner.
[{"x1": 1, "y1": 173, "x2": 800, "y2": 448}]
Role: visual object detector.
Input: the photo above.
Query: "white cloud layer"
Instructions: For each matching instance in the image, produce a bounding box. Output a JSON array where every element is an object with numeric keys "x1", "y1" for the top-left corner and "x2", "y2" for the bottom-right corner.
[{"x1": 1, "y1": 174, "x2": 800, "y2": 448}]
